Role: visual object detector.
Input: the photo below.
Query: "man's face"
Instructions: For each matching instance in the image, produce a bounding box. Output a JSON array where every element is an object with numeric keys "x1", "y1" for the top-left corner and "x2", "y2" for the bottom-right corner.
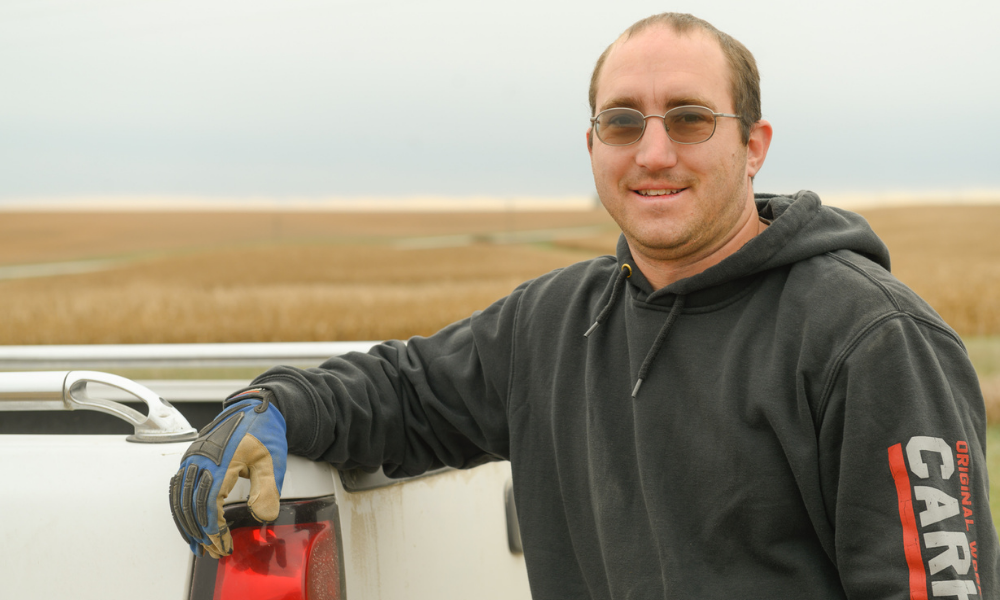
[{"x1": 589, "y1": 26, "x2": 764, "y2": 264}]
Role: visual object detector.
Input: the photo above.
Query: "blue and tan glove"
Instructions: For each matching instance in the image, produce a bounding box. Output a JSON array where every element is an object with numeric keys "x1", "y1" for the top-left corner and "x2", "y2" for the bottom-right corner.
[{"x1": 169, "y1": 388, "x2": 287, "y2": 558}]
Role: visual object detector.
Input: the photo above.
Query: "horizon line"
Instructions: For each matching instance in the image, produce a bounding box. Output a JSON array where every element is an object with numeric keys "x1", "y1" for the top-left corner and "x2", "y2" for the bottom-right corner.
[{"x1": 1, "y1": 190, "x2": 999, "y2": 212}]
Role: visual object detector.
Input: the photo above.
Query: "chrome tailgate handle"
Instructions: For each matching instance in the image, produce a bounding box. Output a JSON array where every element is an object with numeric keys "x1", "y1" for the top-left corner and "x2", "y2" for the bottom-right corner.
[{"x1": 0, "y1": 370, "x2": 198, "y2": 443}]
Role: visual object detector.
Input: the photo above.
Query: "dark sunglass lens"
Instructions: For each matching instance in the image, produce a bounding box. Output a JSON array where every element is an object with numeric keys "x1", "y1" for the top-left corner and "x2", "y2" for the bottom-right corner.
[
  {"x1": 597, "y1": 109, "x2": 644, "y2": 145},
  {"x1": 665, "y1": 107, "x2": 715, "y2": 143}
]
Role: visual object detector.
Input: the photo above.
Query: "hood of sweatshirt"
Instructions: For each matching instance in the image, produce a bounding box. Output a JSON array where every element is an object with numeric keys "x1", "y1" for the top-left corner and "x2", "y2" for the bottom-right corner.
[
  {"x1": 595, "y1": 190, "x2": 892, "y2": 397},
  {"x1": 618, "y1": 190, "x2": 891, "y2": 304}
]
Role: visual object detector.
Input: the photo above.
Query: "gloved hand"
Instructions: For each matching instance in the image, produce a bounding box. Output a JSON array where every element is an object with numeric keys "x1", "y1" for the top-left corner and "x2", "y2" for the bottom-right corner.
[{"x1": 169, "y1": 388, "x2": 287, "y2": 558}]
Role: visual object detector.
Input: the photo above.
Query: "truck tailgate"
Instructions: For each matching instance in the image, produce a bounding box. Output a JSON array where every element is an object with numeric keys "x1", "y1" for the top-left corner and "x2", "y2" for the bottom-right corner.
[
  {"x1": 1, "y1": 435, "x2": 192, "y2": 599},
  {"x1": 1, "y1": 435, "x2": 346, "y2": 599}
]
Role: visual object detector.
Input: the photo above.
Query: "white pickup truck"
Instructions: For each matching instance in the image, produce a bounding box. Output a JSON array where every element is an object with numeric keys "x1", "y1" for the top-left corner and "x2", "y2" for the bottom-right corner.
[{"x1": 0, "y1": 343, "x2": 531, "y2": 600}]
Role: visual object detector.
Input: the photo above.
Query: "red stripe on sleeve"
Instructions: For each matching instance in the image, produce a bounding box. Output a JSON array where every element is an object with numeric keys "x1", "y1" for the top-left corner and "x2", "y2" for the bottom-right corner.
[{"x1": 888, "y1": 443, "x2": 928, "y2": 600}]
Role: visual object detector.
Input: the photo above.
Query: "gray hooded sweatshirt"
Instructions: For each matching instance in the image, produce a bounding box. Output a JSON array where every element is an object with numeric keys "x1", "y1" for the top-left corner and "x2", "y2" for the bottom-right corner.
[{"x1": 245, "y1": 191, "x2": 998, "y2": 599}]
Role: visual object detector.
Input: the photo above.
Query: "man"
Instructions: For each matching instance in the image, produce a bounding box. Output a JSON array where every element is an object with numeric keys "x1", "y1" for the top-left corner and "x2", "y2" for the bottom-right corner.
[{"x1": 171, "y1": 13, "x2": 999, "y2": 599}]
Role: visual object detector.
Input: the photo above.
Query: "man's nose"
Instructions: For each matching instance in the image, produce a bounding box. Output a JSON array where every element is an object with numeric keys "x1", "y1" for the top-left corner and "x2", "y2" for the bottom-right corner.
[{"x1": 634, "y1": 118, "x2": 678, "y2": 171}]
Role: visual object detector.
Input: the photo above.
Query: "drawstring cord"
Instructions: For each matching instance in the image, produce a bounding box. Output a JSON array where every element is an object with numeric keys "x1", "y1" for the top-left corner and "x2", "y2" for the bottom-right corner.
[
  {"x1": 584, "y1": 263, "x2": 632, "y2": 337},
  {"x1": 632, "y1": 295, "x2": 685, "y2": 398},
  {"x1": 583, "y1": 262, "x2": 686, "y2": 399}
]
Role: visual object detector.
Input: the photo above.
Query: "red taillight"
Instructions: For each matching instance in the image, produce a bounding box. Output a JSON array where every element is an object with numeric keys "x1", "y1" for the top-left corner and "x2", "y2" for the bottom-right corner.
[
  {"x1": 189, "y1": 497, "x2": 343, "y2": 600},
  {"x1": 214, "y1": 523, "x2": 339, "y2": 600}
]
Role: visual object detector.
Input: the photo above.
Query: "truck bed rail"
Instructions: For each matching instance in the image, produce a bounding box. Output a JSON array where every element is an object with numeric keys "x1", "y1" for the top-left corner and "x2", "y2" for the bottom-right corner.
[{"x1": 0, "y1": 341, "x2": 379, "y2": 369}]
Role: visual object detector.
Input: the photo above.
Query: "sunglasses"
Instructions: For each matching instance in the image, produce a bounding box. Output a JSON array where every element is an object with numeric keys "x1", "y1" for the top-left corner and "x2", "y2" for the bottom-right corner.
[{"x1": 590, "y1": 105, "x2": 740, "y2": 146}]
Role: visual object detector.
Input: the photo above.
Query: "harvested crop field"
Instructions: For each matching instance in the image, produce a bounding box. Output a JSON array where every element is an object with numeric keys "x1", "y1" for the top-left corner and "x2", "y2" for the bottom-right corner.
[
  {"x1": 1, "y1": 205, "x2": 998, "y2": 342},
  {"x1": 1, "y1": 205, "x2": 999, "y2": 340},
  {"x1": 0, "y1": 210, "x2": 618, "y2": 343}
]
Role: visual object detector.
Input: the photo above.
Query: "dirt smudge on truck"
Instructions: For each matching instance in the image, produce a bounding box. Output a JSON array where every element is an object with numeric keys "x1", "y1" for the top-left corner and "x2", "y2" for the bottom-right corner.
[{"x1": 346, "y1": 483, "x2": 406, "y2": 599}]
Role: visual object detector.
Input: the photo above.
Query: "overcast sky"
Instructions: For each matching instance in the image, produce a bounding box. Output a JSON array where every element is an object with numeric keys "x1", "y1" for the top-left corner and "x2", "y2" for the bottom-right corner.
[{"x1": 1, "y1": 0, "x2": 998, "y2": 203}]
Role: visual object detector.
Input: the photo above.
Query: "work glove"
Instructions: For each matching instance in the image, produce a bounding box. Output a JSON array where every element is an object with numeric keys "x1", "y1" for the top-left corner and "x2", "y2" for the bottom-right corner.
[{"x1": 169, "y1": 388, "x2": 287, "y2": 558}]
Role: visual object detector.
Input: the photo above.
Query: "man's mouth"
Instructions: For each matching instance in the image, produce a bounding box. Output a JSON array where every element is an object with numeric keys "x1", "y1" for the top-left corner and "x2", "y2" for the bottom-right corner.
[{"x1": 634, "y1": 188, "x2": 685, "y2": 197}]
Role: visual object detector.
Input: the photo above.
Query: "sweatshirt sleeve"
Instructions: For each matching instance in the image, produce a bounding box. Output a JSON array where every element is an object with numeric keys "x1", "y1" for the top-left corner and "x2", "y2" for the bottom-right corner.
[
  {"x1": 245, "y1": 283, "x2": 526, "y2": 477},
  {"x1": 818, "y1": 314, "x2": 999, "y2": 599}
]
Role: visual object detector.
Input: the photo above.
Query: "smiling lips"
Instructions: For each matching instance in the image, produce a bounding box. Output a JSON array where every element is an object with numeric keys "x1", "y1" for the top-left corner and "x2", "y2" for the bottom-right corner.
[{"x1": 635, "y1": 188, "x2": 685, "y2": 196}]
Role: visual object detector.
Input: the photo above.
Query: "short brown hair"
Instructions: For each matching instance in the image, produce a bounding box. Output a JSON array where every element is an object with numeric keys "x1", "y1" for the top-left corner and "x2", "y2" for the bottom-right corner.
[{"x1": 588, "y1": 13, "x2": 761, "y2": 145}]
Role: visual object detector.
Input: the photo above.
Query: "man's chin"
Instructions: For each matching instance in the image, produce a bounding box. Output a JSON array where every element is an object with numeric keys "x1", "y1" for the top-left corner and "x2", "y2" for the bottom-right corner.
[{"x1": 622, "y1": 230, "x2": 692, "y2": 260}]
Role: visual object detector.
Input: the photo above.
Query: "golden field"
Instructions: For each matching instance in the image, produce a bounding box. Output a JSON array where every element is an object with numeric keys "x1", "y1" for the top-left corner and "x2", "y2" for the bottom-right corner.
[
  {"x1": 2, "y1": 206, "x2": 999, "y2": 339},
  {"x1": 0, "y1": 205, "x2": 998, "y2": 423},
  {"x1": 0, "y1": 210, "x2": 617, "y2": 343}
]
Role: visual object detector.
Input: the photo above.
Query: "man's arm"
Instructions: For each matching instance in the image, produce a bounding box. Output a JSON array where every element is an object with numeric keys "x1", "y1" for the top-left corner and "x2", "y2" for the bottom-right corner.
[
  {"x1": 172, "y1": 283, "x2": 526, "y2": 555},
  {"x1": 819, "y1": 315, "x2": 998, "y2": 599},
  {"x1": 235, "y1": 282, "x2": 527, "y2": 477}
]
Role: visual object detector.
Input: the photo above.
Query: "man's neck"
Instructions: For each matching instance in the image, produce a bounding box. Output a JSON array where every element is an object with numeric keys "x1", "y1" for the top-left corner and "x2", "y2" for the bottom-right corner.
[{"x1": 628, "y1": 202, "x2": 766, "y2": 291}]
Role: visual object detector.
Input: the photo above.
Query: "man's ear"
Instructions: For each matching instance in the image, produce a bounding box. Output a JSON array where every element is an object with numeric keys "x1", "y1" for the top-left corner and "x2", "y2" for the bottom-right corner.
[
  {"x1": 586, "y1": 128, "x2": 593, "y2": 154},
  {"x1": 746, "y1": 120, "x2": 773, "y2": 178}
]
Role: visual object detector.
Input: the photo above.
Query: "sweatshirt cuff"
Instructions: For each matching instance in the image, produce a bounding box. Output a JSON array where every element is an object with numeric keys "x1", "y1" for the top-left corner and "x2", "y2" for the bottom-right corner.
[{"x1": 243, "y1": 375, "x2": 321, "y2": 457}]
